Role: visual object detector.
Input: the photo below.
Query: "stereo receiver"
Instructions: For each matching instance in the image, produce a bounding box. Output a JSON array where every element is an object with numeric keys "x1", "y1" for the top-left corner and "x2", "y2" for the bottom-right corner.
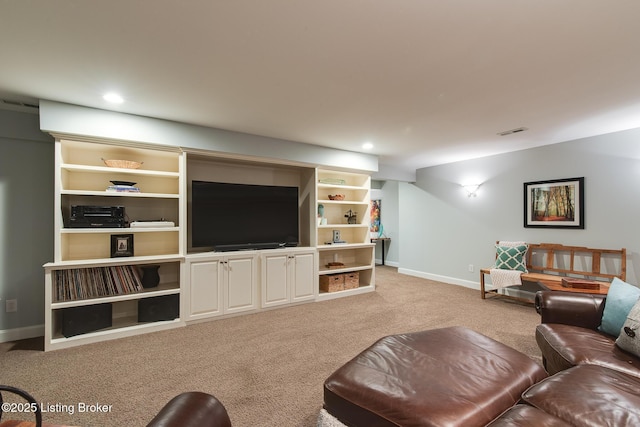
[{"x1": 69, "y1": 205, "x2": 126, "y2": 228}]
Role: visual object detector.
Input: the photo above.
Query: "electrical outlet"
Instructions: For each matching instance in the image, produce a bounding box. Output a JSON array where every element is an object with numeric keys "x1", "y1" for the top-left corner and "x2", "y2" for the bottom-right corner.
[
  {"x1": 6, "y1": 299, "x2": 17, "y2": 312},
  {"x1": 468, "y1": 264, "x2": 474, "y2": 273}
]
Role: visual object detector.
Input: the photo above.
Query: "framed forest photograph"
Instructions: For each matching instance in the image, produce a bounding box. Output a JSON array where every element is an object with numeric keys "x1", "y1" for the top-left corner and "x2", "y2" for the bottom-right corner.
[{"x1": 524, "y1": 177, "x2": 584, "y2": 229}]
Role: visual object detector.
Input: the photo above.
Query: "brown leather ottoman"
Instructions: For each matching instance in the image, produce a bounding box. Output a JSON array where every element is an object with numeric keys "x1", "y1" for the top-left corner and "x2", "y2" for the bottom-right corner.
[
  {"x1": 323, "y1": 326, "x2": 547, "y2": 427},
  {"x1": 522, "y1": 364, "x2": 640, "y2": 426}
]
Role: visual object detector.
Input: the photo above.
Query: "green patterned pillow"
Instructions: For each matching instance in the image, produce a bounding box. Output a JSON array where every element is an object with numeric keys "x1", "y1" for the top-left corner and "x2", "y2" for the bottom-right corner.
[{"x1": 494, "y1": 245, "x2": 528, "y2": 272}]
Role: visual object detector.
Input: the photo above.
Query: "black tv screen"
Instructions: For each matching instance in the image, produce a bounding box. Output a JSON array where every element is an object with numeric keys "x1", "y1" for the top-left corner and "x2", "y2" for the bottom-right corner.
[{"x1": 191, "y1": 180, "x2": 299, "y2": 251}]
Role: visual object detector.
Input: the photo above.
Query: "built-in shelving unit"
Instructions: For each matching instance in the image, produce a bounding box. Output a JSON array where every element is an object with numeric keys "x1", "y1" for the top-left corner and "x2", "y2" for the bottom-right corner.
[
  {"x1": 44, "y1": 138, "x2": 185, "y2": 351},
  {"x1": 42, "y1": 138, "x2": 375, "y2": 350},
  {"x1": 316, "y1": 169, "x2": 375, "y2": 300}
]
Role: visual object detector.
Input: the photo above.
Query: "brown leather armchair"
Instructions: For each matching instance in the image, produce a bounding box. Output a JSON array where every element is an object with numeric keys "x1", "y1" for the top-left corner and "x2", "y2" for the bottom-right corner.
[
  {"x1": 0, "y1": 385, "x2": 43, "y2": 427},
  {"x1": 146, "y1": 391, "x2": 232, "y2": 427}
]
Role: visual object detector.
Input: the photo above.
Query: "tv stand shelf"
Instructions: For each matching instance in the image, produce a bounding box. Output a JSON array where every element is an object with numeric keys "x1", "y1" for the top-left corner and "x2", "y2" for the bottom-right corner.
[
  {"x1": 61, "y1": 227, "x2": 180, "y2": 234},
  {"x1": 61, "y1": 162, "x2": 180, "y2": 177},
  {"x1": 45, "y1": 254, "x2": 183, "y2": 267},
  {"x1": 317, "y1": 242, "x2": 374, "y2": 248},
  {"x1": 318, "y1": 264, "x2": 372, "y2": 275},
  {"x1": 50, "y1": 283, "x2": 180, "y2": 309},
  {"x1": 50, "y1": 318, "x2": 182, "y2": 344},
  {"x1": 61, "y1": 189, "x2": 180, "y2": 198}
]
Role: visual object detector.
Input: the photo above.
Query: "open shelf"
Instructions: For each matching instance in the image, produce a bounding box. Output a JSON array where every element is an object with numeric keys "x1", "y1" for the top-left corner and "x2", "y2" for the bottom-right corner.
[
  {"x1": 61, "y1": 189, "x2": 179, "y2": 198},
  {"x1": 51, "y1": 283, "x2": 180, "y2": 308},
  {"x1": 59, "y1": 231, "x2": 180, "y2": 261},
  {"x1": 50, "y1": 317, "x2": 182, "y2": 345},
  {"x1": 61, "y1": 163, "x2": 180, "y2": 177},
  {"x1": 45, "y1": 138, "x2": 185, "y2": 351},
  {"x1": 61, "y1": 227, "x2": 179, "y2": 234},
  {"x1": 315, "y1": 169, "x2": 374, "y2": 295},
  {"x1": 45, "y1": 254, "x2": 183, "y2": 269}
]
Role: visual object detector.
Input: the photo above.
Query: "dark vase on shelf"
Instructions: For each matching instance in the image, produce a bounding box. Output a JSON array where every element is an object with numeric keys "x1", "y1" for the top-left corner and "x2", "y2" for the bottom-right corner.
[{"x1": 140, "y1": 265, "x2": 161, "y2": 288}]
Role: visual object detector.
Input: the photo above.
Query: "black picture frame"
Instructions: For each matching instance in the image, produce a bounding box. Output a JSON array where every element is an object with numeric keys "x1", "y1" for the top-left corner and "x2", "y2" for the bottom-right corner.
[
  {"x1": 111, "y1": 234, "x2": 134, "y2": 257},
  {"x1": 524, "y1": 177, "x2": 584, "y2": 229}
]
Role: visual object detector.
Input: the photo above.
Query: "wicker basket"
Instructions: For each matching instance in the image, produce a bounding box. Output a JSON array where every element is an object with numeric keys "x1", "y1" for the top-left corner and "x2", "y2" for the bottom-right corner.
[
  {"x1": 328, "y1": 194, "x2": 345, "y2": 201},
  {"x1": 102, "y1": 158, "x2": 143, "y2": 169},
  {"x1": 320, "y1": 274, "x2": 344, "y2": 293},
  {"x1": 344, "y1": 272, "x2": 360, "y2": 290}
]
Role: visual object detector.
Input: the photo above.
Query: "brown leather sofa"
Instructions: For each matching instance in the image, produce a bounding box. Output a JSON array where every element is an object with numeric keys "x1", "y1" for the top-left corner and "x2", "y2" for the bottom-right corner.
[
  {"x1": 322, "y1": 292, "x2": 640, "y2": 426},
  {"x1": 506, "y1": 290, "x2": 640, "y2": 426},
  {"x1": 534, "y1": 290, "x2": 640, "y2": 377}
]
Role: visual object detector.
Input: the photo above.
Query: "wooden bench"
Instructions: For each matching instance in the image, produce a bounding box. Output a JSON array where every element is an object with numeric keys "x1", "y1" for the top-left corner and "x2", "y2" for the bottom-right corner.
[{"x1": 480, "y1": 243, "x2": 626, "y2": 300}]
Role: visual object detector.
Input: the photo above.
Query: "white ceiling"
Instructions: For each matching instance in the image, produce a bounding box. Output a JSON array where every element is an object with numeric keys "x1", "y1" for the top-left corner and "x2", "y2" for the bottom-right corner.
[{"x1": 2, "y1": 1, "x2": 640, "y2": 173}]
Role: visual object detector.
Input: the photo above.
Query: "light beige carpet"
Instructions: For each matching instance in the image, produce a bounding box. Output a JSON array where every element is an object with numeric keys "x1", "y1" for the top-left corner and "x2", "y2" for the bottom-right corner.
[{"x1": 1, "y1": 266, "x2": 541, "y2": 427}]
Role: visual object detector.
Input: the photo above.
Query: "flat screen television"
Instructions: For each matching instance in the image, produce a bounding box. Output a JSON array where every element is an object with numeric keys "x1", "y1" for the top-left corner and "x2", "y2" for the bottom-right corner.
[{"x1": 191, "y1": 180, "x2": 299, "y2": 251}]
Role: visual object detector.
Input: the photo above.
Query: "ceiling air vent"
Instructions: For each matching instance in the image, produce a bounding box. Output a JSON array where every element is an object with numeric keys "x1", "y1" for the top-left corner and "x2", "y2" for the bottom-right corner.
[
  {"x1": 497, "y1": 127, "x2": 528, "y2": 136},
  {"x1": 0, "y1": 99, "x2": 39, "y2": 113}
]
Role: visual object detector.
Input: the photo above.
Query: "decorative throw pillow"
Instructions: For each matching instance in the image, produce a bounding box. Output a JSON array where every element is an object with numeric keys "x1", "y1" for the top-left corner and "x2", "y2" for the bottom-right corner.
[
  {"x1": 494, "y1": 245, "x2": 528, "y2": 272},
  {"x1": 616, "y1": 298, "x2": 640, "y2": 357},
  {"x1": 599, "y1": 278, "x2": 640, "y2": 336}
]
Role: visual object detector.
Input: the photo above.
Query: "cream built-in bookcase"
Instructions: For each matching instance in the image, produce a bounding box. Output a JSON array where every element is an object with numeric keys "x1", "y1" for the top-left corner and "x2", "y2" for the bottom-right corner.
[
  {"x1": 43, "y1": 138, "x2": 374, "y2": 350},
  {"x1": 316, "y1": 169, "x2": 375, "y2": 300},
  {"x1": 43, "y1": 138, "x2": 185, "y2": 351}
]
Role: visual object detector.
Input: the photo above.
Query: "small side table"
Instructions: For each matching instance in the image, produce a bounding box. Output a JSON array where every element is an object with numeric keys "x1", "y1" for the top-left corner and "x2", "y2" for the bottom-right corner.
[{"x1": 371, "y1": 237, "x2": 391, "y2": 265}]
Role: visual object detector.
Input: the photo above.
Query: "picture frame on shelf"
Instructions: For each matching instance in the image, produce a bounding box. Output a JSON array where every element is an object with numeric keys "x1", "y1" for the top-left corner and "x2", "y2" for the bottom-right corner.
[
  {"x1": 111, "y1": 234, "x2": 134, "y2": 257},
  {"x1": 524, "y1": 177, "x2": 584, "y2": 229}
]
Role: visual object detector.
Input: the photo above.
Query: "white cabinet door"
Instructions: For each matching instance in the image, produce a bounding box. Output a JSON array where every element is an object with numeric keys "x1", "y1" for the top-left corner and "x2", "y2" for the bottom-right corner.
[
  {"x1": 291, "y1": 252, "x2": 316, "y2": 303},
  {"x1": 262, "y1": 254, "x2": 289, "y2": 308},
  {"x1": 188, "y1": 258, "x2": 223, "y2": 319},
  {"x1": 262, "y1": 250, "x2": 316, "y2": 308},
  {"x1": 225, "y1": 255, "x2": 257, "y2": 314}
]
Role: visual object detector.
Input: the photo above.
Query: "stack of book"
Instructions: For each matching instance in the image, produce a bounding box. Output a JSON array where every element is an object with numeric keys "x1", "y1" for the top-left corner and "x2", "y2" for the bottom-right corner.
[{"x1": 106, "y1": 184, "x2": 140, "y2": 193}]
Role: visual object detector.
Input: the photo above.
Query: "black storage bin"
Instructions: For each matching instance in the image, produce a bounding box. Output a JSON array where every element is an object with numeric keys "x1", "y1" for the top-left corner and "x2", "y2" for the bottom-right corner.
[
  {"x1": 138, "y1": 294, "x2": 179, "y2": 322},
  {"x1": 62, "y1": 303, "x2": 112, "y2": 337}
]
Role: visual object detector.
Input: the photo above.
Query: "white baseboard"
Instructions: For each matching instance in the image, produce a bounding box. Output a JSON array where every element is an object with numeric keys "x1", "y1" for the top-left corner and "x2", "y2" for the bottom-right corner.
[
  {"x1": 397, "y1": 268, "x2": 536, "y2": 300},
  {"x1": 0, "y1": 324, "x2": 44, "y2": 343},
  {"x1": 375, "y1": 259, "x2": 399, "y2": 268},
  {"x1": 398, "y1": 268, "x2": 479, "y2": 290}
]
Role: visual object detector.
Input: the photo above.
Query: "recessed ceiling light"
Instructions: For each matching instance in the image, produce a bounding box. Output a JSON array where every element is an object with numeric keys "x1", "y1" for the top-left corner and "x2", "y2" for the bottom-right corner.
[
  {"x1": 362, "y1": 142, "x2": 374, "y2": 150},
  {"x1": 497, "y1": 127, "x2": 528, "y2": 136},
  {"x1": 103, "y1": 92, "x2": 124, "y2": 104}
]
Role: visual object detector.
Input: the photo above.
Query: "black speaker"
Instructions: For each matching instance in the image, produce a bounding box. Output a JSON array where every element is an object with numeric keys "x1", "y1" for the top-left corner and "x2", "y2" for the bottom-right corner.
[
  {"x1": 138, "y1": 295, "x2": 179, "y2": 322},
  {"x1": 61, "y1": 303, "x2": 112, "y2": 337}
]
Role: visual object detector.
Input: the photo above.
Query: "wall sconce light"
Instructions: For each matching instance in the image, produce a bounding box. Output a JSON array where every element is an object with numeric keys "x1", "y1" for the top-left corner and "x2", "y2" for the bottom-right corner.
[{"x1": 462, "y1": 184, "x2": 481, "y2": 197}]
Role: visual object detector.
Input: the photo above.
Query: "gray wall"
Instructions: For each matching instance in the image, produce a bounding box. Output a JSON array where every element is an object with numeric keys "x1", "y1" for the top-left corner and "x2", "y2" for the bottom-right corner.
[
  {"x1": 0, "y1": 110, "x2": 53, "y2": 338},
  {"x1": 5, "y1": 101, "x2": 639, "y2": 339},
  {"x1": 399, "y1": 127, "x2": 640, "y2": 288},
  {"x1": 40, "y1": 100, "x2": 378, "y2": 173}
]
